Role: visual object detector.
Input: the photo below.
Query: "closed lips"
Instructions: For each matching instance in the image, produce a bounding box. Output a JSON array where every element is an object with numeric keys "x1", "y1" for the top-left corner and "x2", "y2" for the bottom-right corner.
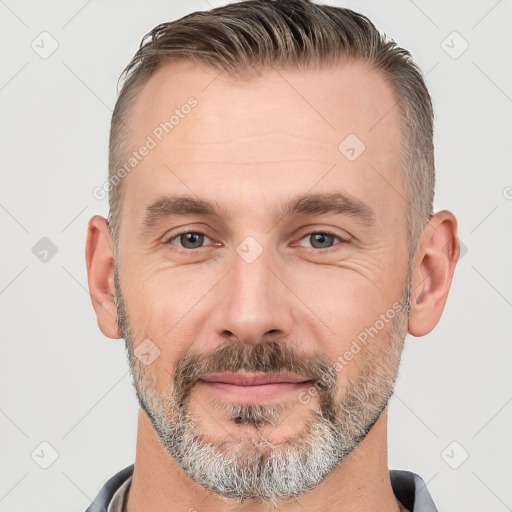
[{"x1": 200, "y1": 372, "x2": 311, "y2": 386}]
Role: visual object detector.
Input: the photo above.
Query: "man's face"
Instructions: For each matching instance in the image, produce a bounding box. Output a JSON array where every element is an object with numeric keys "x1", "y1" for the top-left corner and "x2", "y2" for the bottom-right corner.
[{"x1": 114, "y1": 59, "x2": 412, "y2": 501}]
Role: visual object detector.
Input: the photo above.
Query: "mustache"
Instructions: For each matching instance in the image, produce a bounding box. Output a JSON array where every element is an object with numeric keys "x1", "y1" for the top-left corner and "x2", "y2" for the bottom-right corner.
[{"x1": 172, "y1": 341, "x2": 336, "y2": 405}]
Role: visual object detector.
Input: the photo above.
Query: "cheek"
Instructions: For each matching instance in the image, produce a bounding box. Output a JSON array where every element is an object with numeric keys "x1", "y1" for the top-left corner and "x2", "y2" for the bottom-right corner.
[
  {"x1": 119, "y1": 280, "x2": 179, "y2": 384},
  {"x1": 293, "y1": 263, "x2": 405, "y2": 375},
  {"x1": 299, "y1": 263, "x2": 400, "y2": 330},
  {"x1": 121, "y1": 257, "x2": 207, "y2": 331}
]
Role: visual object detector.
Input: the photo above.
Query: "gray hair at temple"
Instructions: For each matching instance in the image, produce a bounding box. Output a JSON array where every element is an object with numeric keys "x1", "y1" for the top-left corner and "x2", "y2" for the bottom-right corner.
[{"x1": 107, "y1": 0, "x2": 434, "y2": 260}]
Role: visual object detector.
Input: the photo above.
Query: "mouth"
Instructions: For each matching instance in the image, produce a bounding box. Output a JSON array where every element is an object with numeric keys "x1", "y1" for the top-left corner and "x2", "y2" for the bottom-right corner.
[{"x1": 199, "y1": 371, "x2": 313, "y2": 402}]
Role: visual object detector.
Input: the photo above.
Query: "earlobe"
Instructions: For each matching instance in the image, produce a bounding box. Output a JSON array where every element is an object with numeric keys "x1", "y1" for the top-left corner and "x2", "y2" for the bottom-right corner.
[
  {"x1": 408, "y1": 210, "x2": 460, "y2": 337},
  {"x1": 85, "y1": 215, "x2": 121, "y2": 339}
]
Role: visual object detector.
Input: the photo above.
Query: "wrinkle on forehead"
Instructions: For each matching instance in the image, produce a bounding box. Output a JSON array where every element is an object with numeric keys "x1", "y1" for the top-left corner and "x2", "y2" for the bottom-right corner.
[{"x1": 119, "y1": 59, "x2": 407, "y2": 239}]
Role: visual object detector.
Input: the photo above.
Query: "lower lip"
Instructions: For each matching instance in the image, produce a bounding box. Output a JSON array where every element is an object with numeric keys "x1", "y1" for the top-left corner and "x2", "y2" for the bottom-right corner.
[{"x1": 199, "y1": 380, "x2": 312, "y2": 401}]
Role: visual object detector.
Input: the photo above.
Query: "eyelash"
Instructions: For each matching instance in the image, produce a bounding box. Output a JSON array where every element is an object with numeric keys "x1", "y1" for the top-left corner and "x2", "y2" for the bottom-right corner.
[
  {"x1": 165, "y1": 229, "x2": 348, "y2": 251},
  {"x1": 296, "y1": 229, "x2": 348, "y2": 250}
]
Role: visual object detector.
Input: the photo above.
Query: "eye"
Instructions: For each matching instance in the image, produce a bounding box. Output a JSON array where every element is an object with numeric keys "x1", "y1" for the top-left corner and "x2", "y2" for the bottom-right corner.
[
  {"x1": 166, "y1": 230, "x2": 213, "y2": 249},
  {"x1": 164, "y1": 229, "x2": 346, "y2": 251},
  {"x1": 297, "y1": 231, "x2": 346, "y2": 249}
]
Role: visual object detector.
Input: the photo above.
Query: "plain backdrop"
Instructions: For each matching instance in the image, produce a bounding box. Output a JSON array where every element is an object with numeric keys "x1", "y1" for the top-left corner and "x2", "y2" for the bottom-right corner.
[{"x1": 0, "y1": 1, "x2": 511, "y2": 511}]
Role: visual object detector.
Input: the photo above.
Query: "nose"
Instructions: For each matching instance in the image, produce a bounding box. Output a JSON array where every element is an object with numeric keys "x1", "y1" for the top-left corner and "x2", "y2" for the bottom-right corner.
[{"x1": 211, "y1": 250, "x2": 295, "y2": 345}]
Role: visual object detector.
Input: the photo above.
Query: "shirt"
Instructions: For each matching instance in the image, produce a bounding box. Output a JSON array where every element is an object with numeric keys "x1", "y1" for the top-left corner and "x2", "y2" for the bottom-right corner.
[{"x1": 84, "y1": 464, "x2": 438, "y2": 512}]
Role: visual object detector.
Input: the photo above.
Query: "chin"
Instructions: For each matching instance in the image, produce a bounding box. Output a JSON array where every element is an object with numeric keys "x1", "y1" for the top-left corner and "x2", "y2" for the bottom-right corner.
[{"x1": 195, "y1": 399, "x2": 318, "y2": 451}]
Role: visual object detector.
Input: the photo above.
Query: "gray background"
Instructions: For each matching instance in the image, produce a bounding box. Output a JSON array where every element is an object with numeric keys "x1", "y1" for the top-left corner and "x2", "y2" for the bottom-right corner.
[{"x1": 0, "y1": 0, "x2": 511, "y2": 510}]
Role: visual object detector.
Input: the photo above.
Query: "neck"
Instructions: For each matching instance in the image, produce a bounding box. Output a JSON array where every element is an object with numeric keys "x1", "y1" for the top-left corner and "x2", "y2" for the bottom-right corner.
[{"x1": 126, "y1": 408, "x2": 407, "y2": 512}]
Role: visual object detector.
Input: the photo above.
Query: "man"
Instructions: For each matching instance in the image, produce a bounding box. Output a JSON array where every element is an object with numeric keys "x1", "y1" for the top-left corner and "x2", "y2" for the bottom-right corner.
[{"x1": 85, "y1": 1, "x2": 459, "y2": 511}]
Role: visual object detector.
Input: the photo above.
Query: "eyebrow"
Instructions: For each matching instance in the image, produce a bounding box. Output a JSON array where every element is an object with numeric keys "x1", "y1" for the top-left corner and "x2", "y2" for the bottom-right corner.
[{"x1": 141, "y1": 192, "x2": 375, "y2": 230}]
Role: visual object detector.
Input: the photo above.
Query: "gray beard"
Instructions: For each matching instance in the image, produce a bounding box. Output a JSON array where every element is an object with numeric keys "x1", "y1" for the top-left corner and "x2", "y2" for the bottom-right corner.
[
  {"x1": 115, "y1": 262, "x2": 410, "y2": 503},
  {"x1": 137, "y1": 372, "x2": 394, "y2": 504}
]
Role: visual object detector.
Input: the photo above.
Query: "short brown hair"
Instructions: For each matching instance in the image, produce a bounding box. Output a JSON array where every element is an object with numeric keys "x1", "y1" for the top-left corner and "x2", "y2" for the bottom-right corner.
[{"x1": 107, "y1": 0, "x2": 434, "y2": 257}]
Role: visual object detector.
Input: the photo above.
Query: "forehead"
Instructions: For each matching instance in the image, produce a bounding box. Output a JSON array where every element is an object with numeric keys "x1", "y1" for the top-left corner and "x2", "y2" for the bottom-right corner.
[{"x1": 120, "y1": 59, "x2": 405, "y2": 229}]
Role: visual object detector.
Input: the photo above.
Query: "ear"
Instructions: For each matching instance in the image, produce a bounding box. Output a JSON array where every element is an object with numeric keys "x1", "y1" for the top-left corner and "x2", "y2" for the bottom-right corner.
[
  {"x1": 408, "y1": 210, "x2": 460, "y2": 337},
  {"x1": 85, "y1": 215, "x2": 121, "y2": 339}
]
